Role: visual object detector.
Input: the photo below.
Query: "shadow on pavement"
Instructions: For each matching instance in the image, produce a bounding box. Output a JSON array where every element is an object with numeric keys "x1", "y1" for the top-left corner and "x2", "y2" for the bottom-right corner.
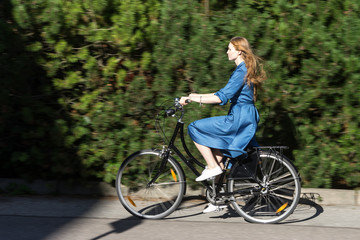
[
  {"x1": 281, "y1": 192, "x2": 324, "y2": 224},
  {"x1": 90, "y1": 216, "x2": 142, "y2": 240},
  {"x1": 210, "y1": 192, "x2": 324, "y2": 224},
  {"x1": 88, "y1": 191, "x2": 325, "y2": 240},
  {"x1": 91, "y1": 195, "x2": 208, "y2": 239},
  {"x1": 165, "y1": 195, "x2": 208, "y2": 219},
  {"x1": 0, "y1": 195, "x2": 103, "y2": 240},
  {"x1": 159, "y1": 193, "x2": 324, "y2": 224}
]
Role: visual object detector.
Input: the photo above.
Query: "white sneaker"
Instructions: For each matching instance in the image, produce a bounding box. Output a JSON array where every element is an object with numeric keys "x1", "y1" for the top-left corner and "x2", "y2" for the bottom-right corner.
[
  {"x1": 195, "y1": 166, "x2": 222, "y2": 182},
  {"x1": 203, "y1": 203, "x2": 227, "y2": 213}
]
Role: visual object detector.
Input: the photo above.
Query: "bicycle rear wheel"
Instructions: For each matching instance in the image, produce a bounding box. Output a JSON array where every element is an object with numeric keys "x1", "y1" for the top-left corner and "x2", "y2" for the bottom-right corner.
[
  {"x1": 116, "y1": 149, "x2": 186, "y2": 219},
  {"x1": 228, "y1": 150, "x2": 301, "y2": 224}
]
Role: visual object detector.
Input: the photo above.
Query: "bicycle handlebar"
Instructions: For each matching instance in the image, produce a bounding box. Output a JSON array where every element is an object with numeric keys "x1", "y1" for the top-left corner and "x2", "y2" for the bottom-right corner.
[{"x1": 164, "y1": 98, "x2": 187, "y2": 120}]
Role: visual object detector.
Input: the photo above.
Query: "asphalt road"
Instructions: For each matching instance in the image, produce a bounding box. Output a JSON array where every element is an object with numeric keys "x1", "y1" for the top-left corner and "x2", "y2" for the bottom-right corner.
[{"x1": 0, "y1": 194, "x2": 359, "y2": 240}]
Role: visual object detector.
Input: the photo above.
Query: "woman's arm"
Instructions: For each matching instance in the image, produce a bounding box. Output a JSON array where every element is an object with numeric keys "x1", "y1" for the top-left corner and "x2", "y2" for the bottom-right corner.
[
  {"x1": 189, "y1": 93, "x2": 216, "y2": 97},
  {"x1": 180, "y1": 93, "x2": 221, "y2": 106}
]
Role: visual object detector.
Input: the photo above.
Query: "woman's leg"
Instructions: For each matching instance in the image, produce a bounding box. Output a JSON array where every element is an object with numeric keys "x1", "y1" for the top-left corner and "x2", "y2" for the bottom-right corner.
[
  {"x1": 193, "y1": 142, "x2": 224, "y2": 182},
  {"x1": 193, "y1": 142, "x2": 219, "y2": 169},
  {"x1": 193, "y1": 142, "x2": 225, "y2": 169},
  {"x1": 212, "y1": 148, "x2": 224, "y2": 169},
  {"x1": 196, "y1": 147, "x2": 227, "y2": 212}
]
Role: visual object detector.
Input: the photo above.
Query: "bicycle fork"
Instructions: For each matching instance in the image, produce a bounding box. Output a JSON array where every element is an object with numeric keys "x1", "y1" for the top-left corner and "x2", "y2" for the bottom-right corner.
[{"x1": 147, "y1": 146, "x2": 171, "y2": 187}]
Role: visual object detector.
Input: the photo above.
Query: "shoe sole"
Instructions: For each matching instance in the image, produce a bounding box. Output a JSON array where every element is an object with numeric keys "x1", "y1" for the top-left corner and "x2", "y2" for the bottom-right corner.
[
  {"x1": 195, "y1": 171, "x2": 222, "y2": 182},
  {"x1": 203, "y1": 205, "x2": 227, "y2": 213}
]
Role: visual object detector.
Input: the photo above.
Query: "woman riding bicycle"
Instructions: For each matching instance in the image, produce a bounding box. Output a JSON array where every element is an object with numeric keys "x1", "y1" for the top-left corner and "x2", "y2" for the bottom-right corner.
[{"x1": 180, "y1": 37, "x2": 266, "y2": 213}]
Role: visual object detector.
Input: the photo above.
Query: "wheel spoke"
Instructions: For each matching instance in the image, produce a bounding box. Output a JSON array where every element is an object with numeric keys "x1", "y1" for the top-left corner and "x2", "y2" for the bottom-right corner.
[
  {"x1": 152, "y1": 181, "x2": 184, "y2": 186},
  {"x1": 272, "y1": 182, "x2": 295, "y2": 193},
  {"x1": 269, "y1": 172, "x2": 292, "y2": 184}
]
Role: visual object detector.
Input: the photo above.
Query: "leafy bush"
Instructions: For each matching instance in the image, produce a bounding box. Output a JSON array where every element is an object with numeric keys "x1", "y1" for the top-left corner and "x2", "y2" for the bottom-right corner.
[{"x1": 1, "y1": 0, "x2": 359, "y2": 188}]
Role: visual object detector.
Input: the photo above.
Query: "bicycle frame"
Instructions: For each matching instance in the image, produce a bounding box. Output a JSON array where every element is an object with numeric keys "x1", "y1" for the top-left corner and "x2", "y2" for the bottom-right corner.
[
  {"x1": 158, "y1": 119, "x2": 213, "y2": 189},
  {"x1": 154, "y1": 112, "x2": 254, "y2": 197},
  {"x1": 152, "y1": 99, "x2": 264, "y2": 197}
]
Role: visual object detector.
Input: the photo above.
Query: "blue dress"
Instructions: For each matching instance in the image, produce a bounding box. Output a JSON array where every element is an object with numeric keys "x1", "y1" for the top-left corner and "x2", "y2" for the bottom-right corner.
[{"x1": 188, "y1": 62, "x2": 259, "y2": 158}]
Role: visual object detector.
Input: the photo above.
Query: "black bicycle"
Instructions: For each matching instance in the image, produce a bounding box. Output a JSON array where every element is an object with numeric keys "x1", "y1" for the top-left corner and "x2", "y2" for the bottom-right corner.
[{"x1": 116, "y1": 98, "x2": 301, "y2": 224}]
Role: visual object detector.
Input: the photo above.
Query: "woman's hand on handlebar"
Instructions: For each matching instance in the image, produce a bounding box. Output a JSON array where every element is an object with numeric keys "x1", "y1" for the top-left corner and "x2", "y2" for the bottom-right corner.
[{"x1": 179, "y1": 96, "x2": 191, "y2": 106}]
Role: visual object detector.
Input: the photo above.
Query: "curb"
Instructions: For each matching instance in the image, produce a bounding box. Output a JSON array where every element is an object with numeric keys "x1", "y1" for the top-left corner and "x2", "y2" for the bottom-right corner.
[
  {"x1": 0, "y1": 178, "x2": 115, "y2": 197},
  {"x1": 300, "y1": 188, "x2": 359, "y2": 206},
  {"x1": 0, "y1": 178, "x2": 358, "y2": 206}
]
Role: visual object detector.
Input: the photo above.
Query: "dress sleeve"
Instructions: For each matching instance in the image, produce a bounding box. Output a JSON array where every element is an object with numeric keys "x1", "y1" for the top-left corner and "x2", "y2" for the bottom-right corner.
[{"x1": 214, "y1": 68, "x2": 246, "y2": 105}]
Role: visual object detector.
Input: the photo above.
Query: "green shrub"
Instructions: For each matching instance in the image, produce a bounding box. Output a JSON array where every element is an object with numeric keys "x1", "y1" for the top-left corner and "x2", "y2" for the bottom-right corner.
[{"x1": 1, "y1": 0, "x2": 359, "y2": 188}]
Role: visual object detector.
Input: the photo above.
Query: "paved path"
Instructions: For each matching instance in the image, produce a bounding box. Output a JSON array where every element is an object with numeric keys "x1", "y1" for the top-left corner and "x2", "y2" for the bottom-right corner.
[{"x1": 0, "y1": 194, "x2": 360, "y2": 240}]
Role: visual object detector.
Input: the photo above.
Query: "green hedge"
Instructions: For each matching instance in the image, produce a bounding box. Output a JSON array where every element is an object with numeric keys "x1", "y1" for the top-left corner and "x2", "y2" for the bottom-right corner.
[{"x1": 0, "y1": 0, "x2": 359, "y2": 188}]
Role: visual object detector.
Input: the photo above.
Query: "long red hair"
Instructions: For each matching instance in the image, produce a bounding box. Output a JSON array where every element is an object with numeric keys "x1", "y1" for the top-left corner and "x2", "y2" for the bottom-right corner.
[{"x1": 230, "y1": 37, "x2": 266, "y2": 100}]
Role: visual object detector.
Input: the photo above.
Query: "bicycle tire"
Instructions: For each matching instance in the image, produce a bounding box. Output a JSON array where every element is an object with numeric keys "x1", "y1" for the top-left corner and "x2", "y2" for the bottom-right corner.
[
  {"x1": 228, "y1": 151, "x2": 301, "y2": 224},
  {"x1": 116, "y1": 149, "x2": 186, "y2": 219}
]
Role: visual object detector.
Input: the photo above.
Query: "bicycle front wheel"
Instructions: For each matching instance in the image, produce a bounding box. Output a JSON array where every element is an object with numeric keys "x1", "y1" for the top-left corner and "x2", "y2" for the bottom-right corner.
[
  {"x1": 228, "y1": 151, "x2": 301, "y2": 224},
  {"x1": 116, "y1": 149, "x2": 186, "y2": 219}
]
